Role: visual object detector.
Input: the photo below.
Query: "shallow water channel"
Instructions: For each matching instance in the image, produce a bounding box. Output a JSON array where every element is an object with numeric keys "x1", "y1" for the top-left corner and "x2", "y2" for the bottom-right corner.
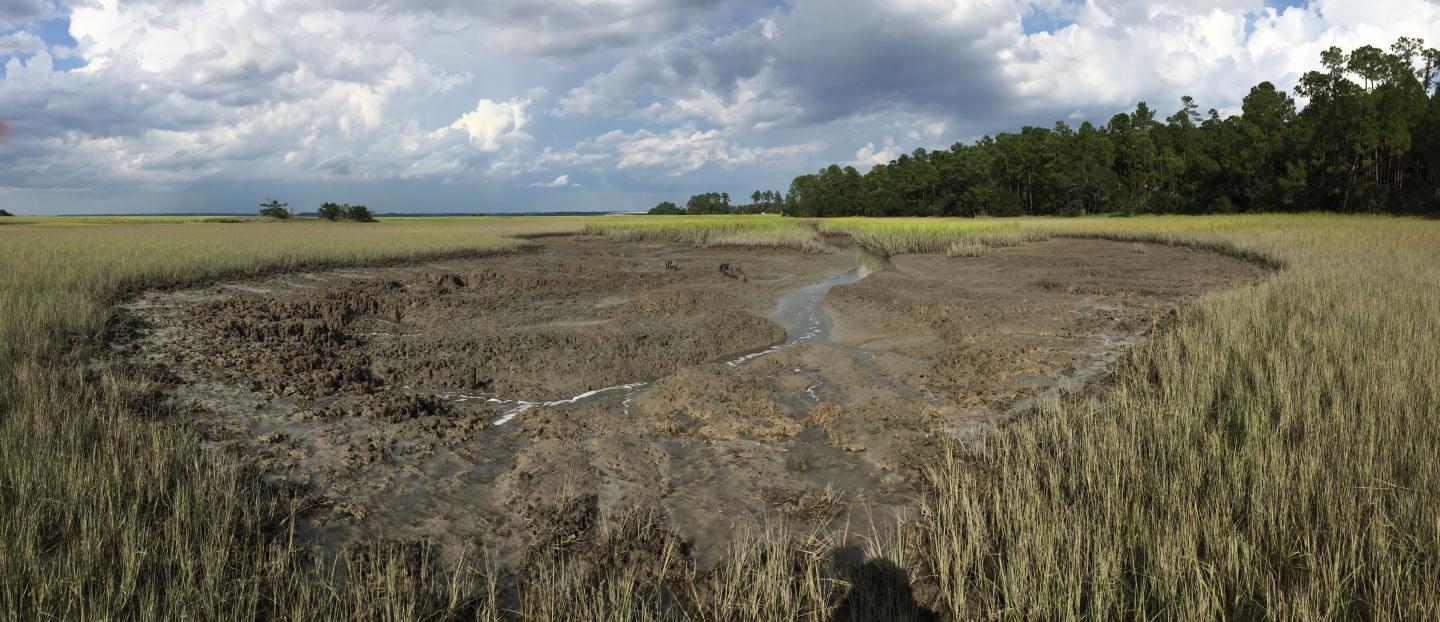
[{"x1": 446, "y1": 259, "x2": 878, "y2": 424}]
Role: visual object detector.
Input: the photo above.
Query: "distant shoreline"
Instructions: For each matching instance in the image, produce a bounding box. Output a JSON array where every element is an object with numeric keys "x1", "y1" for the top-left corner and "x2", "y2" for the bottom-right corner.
[{"x1": 22, "y1": 211, "x2": 620, "y2": 218}]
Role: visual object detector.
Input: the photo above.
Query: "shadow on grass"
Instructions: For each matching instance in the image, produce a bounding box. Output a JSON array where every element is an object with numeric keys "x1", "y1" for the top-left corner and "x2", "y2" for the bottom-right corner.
[{"x1": 829, "y1": 545, "x2": 938, "y2": 622}]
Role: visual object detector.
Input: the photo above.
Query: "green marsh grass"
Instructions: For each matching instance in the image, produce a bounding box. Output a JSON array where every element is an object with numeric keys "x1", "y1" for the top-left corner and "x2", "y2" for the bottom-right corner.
[
  {"x1": 813, "y1": 217, "x2": 1049, "y2": 256},
  {"x1": 3, "y1": 213, "x2": 1438, "y2": 619},
  {"x1": 913, "y1": 214, "x2": 1440, "y2": 620},
  {"x1": 584, "y1": 215, "x2": 827, "y2": 253}
]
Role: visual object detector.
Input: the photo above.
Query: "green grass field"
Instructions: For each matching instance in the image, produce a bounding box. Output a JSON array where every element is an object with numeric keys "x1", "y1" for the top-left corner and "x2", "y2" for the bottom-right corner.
[{"x1": 3, "y1": 214, "x2": 1437, "y2": 619}]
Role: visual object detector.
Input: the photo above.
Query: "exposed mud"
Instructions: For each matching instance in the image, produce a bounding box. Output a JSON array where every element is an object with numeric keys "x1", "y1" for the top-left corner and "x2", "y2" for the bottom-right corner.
[{"x1": 112, "y1": 234, "x2": 1267, "y2": 566}]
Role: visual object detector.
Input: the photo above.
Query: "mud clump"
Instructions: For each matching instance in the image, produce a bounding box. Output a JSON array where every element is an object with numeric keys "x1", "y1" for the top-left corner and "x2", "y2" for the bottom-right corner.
[
  {"x1": 409, "y1": 269, "x2": 566, "y2": 292},
  {"x1": 634, "y1": 367, "x2": 801, "y2": 440},
  {"x1": 526, "y1": 493, "x2": 600, "y2": 550},
  {"x1": 760, "y1": 485, "x2": 847, "y2": 522},
  {"x1": 719, "y1": 262, "x2": 747, "y2": 281},
  {"x1": 517, "y1": 406, "x2": 587, "y2": 441},
  {"x1": 806, "y1": 402, "x2": 862, "y2": 450},
  {"x1": 318, "y1": 393, "x2": 450, "y2": 422}
]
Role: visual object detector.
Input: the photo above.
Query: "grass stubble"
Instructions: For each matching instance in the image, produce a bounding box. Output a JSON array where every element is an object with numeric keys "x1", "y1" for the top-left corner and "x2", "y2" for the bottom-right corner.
[{"x1": 2, "y1": 214, "x2": 1437, "y2": 619}]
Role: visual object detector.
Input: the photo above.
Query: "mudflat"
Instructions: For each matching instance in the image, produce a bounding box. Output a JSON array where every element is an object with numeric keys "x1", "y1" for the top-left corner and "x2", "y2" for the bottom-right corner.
[{"x1": 111, "y1": 234, "x2": 1266, "y2": 564}]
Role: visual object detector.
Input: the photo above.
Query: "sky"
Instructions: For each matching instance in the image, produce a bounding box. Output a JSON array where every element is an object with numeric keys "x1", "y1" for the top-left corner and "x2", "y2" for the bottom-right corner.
[{"x1": 1, "y1": 0, "x2": 1438, "y2": 215}]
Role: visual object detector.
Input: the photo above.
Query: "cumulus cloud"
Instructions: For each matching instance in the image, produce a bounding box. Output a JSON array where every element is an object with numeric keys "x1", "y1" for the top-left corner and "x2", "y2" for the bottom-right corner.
[
  {"x1": 442, "y1": 98, "x2": 530, "y2": 151},
  {"x1": 561, "y1": 0, "x2": 1440, "y2": 145},
  {"x1": 0, "y1": 0, "x2": 538, "y2": 192},
  {"x1": 1003, "y1": 0, "x2": 1440, "y2": 117},
  {"x1": 530, "y1": 174, "x2": 570, "y2": 188},
  {"x1": 576, "y1": 125, "x2": 818, "y2": 177},
  {"x1": 851, "y1": 137, "x2": 900, "y2": 168},
  {"x1": 909, "y1": 121, "x2": 946, "y2": 142},
  {"x1": 0, "y1": 30, "x2": 42, "y2": 55}
]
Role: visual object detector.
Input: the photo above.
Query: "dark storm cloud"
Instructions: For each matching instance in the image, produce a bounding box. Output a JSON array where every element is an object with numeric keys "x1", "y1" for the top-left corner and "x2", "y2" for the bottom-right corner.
[
  {"x1": 560, "y1": 0, "x2": 1026, "y2": 132},
  {"x1": 771, "y1": 0, "x2": 1020, "y2": 124},
  {"x1": 2, "y1": 57, "x2": 176, "y2": 139}
]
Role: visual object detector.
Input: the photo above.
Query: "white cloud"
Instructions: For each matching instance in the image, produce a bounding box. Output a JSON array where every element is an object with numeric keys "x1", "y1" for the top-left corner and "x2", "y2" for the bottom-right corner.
[
  {"x1": 909, "y1": 121, "x2": 946, "y2": 141},
  {"x1": 0, "y1": 31, "x2": 43, "y2": 56},
  {"x1": 0, "y1": 0, "x2": 545, "y2": 192},
  {"x1": 560, "y1": 0, "x2": 1440, "y2": 151},
  {"x1": 759, "y1": 18, "x2": 777, "y2": 40},
  {"x1": 442, "y1": 98, "x2": 531, "y2": 151},
  {"x1": 593, "y1": 126, "x2": 743, "y2": 175},
  {"x1": 1005, "y1": 0, "x2": 1440, "y2": 115},
  {"x1": 851, "y1": 137, "x2": 899, "y2": 168},
  {"x1": 580, "y1": 125, "x2": 815, "y2": 177},
  {"x1": 530, "y1": 174, "x2": 570, "y2": 187}
]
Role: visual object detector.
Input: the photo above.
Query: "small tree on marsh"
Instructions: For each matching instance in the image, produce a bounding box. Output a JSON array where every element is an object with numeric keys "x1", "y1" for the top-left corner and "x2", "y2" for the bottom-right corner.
[
  {"x1": 345, "y1": 204, "x2": 376, "y2": 222},
  {"x1": 259, "y1": 199, "x2": 291, "y2": 220},
  {"x1": 317, "y1": 202, "x2": 344, "y2": 221},
  {"x1": 319, "y1": 202, "x2": 376, "y2": 222}
]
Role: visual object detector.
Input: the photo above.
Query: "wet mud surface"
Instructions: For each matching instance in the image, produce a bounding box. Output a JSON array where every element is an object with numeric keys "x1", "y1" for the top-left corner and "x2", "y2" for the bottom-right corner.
[{"x1": 112, "y1": 235, "x2": 1267, "y2": 565}]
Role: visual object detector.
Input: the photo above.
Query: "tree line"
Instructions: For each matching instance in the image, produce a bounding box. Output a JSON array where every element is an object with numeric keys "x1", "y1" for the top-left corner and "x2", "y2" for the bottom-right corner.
[
  {"x1": 649, "y1": 190, "x2": 786, "y2": 215},
  {"x1": 654, "y1": 39, "x2": 1440, "y2": 217}
]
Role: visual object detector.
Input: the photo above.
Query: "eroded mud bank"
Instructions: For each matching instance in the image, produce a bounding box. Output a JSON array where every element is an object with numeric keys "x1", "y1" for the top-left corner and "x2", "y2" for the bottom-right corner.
[{"x1": 110, "y1": 234, "x2": 1266, "y2": 564}]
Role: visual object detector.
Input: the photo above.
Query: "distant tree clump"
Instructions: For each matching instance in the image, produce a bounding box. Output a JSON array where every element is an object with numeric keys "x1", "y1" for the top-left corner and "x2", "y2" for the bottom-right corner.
[
  {"x1": 779, "y1": 38, "x2": 1440, "y2": 218},
  {"x1": 656, "y1": 191, "x2": 784, "y2": 215},
  {"x1": 259, "y1": 199, "x2": 291, "y2": 220},
  {"x1": 319, "y1": 202, "x2": 377, "y2": 222},
  {"x1": 0, "y1": 209, "x2": 14, "y2": 217},
  {"x1": 686, "y1": 192, "x2": 732, "y2": 215},
  {"x1": 345, "y1": 204, "x2": 376, "y2": 222},
  {"x1": 734, "y1": 190, "x2": 784, "y2": 214}
]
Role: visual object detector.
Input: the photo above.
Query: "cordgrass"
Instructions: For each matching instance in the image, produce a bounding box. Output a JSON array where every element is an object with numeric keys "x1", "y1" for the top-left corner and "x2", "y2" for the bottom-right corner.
[
  {"x1": 913, "y1": 214, "x2": 1440, "y2": 619},
  {"x1": 3, "y1": 213, "x2": 1438, "y2": 619},
  {"x1": 584, "y1": 215, "x2": 827, "y2": 253},
  {"x1": 815, "y1": 217, "x2": 1040, "y2": 256}
]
